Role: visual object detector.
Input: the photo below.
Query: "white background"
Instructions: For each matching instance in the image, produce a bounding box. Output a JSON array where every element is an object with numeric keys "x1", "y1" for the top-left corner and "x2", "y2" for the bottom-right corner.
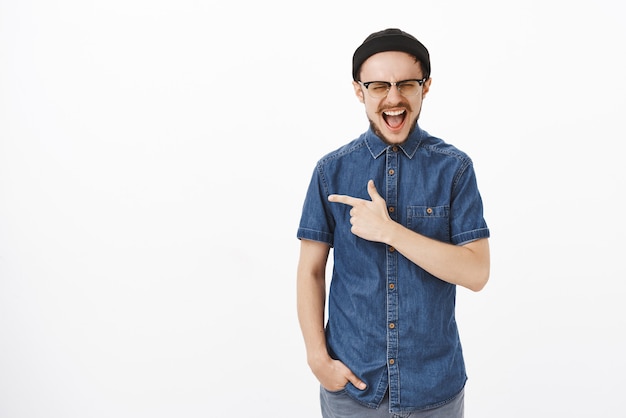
[{"x1": 1, "y1": 0, "x2": 625, "y2": 417}]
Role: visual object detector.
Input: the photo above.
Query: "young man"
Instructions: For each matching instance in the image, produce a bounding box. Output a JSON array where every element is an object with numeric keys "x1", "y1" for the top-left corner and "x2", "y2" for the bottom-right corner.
[{"x1": 296, "y1": 28, "x2": 490, "y2": 417}]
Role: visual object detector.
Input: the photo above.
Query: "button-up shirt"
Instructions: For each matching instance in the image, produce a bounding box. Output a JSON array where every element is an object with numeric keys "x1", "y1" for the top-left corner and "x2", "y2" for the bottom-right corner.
[{"x1": 297, "y1": 125, "x2": 490, "y2": 413}]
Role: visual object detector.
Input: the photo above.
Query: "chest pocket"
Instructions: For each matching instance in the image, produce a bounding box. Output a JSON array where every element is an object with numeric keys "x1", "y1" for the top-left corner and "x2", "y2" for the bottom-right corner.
[{"x1": 407, "y1": 205, "x2": 450, "y2": 243}]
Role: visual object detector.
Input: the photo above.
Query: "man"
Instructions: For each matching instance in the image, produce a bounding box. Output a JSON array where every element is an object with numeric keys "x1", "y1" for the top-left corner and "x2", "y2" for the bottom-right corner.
[{"x1": 296, "y1": 28, "x2": 490, "y2": 417}]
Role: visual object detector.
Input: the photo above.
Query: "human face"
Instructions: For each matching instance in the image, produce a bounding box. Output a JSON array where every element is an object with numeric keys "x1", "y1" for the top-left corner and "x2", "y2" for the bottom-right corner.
[{"x1": 353, "y1": 51, "x2": 431, "y2": 145}]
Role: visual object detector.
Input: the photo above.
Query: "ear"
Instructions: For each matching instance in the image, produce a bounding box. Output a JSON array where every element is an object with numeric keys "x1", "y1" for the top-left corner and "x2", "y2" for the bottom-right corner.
[
  {"x1": 422, "y1": 77, "x2": 432, "y2": 98},
  {"x1": 353, "y1": 81, "x2": 365, "y2": 103}
]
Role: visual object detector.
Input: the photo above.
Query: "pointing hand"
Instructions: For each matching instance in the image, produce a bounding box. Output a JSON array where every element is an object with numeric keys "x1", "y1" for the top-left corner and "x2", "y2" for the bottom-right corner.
[{"x1": 328, "y1": 180, "x2": 393, "y2": 243}]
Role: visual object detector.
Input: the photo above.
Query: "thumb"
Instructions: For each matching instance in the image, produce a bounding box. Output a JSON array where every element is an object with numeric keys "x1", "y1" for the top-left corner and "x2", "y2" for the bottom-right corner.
[
  {"x1": 366, "y1": 179, "x2": 381, "y2": 201},
  {"x1": 347, "y1": 372, "x2": 367, "y2": 391}
]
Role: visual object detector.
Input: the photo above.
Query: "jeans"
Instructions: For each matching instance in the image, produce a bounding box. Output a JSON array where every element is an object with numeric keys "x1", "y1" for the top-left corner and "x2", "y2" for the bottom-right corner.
[{"x1": 320, "y1": 386, "x2": 464, "y2": 418}]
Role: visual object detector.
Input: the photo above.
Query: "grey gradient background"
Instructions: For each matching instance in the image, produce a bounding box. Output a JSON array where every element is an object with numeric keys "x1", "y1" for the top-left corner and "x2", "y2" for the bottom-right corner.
[{"x1": 1, "y1": 0, "x2": 624, "y2": 416}]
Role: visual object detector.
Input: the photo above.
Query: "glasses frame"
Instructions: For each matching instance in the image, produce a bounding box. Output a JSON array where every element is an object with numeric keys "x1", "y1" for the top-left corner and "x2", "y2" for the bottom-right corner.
[{"x1": 358, "y1": 78, "x2": 428, "y2": 98}]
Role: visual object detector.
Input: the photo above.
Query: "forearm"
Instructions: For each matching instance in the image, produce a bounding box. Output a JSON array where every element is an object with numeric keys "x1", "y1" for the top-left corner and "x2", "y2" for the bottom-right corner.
[
  {"x1": 328, "y1": 181, "x2": 489, "y2": 291},
  {"x1": 297, "y1": 262, "x2": 368, "y2": 391},
  {"x1": 384, "y1": 221, "x2": 490, "y2": 291},
  {"x1": 297, "y1": 264, "x2": 330, "y2": 364}
]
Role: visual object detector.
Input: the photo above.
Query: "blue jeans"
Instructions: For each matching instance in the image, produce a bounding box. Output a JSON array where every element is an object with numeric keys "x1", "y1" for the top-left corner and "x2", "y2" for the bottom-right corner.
[{"x1": 320, "y1": 386, "x2": 464, "y2": 418}]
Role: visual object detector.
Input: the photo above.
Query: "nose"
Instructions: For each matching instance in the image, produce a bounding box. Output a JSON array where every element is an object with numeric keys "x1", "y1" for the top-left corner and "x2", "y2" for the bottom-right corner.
[{"x1": 386, "y1": 83, "x2": 403, "y2": 100}]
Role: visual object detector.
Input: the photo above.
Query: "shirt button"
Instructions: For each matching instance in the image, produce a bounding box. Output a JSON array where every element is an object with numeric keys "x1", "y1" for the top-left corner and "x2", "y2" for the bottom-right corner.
[
  {"x1": 392, "y1": 146, "x2": 399, "y2": 152},
  {"x1": 389, "y1": 359, "x2": 395, "y2": 365},
  {"x1": 388, "y1": 206, "x2": 395, "y2": 213},
  {"x1": 389, "y1": 323, "x2": 395, "y2": 329},
  {"x1": 389, "y1": 246, "x2": 395, "y2": 252},
  {"x1": 389, "y1": 283, "x2": 395, "y2": 290},
  {"x1": 388, "y1": 169, "x2": 395, "y2": 175},
  {"x1": 426, "y1": 207, "x2": 433, "y2": 214}
]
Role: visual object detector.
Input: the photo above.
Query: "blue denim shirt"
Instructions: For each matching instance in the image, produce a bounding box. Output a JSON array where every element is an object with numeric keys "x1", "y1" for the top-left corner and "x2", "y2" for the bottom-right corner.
[{"x1": 297, "y1": 125, "x2": 490, "y2": 413}]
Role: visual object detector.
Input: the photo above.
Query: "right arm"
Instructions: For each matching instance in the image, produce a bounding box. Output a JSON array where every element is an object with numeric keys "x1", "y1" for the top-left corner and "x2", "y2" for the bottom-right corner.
[{"x1": 296, "y1": 239, "x2": 366, "y2": 391}]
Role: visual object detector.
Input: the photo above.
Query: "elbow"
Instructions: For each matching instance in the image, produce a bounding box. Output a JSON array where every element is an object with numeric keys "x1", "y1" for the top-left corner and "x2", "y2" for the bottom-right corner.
[
  {"x1": 459, "y1": 238, "x2": 490, "y2": 292},
  {"x1": 468, "y1": 278, "x2": 488, "y2": 292},
  {"x1": 467, "y1": 267, "x2": 490, "y2": 292}
]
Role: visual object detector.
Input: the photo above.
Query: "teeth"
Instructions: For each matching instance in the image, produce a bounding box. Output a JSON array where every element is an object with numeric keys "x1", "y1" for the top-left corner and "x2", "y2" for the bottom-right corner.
[{"x1": 383, "y1": 110, "x2": 405, "y2": 116}]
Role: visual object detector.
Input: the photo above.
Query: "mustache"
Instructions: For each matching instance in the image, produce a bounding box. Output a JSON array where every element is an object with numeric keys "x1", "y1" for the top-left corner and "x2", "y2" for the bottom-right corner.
[{"x1": 378, "y1": 101, "x2": 412, "y2": 112}]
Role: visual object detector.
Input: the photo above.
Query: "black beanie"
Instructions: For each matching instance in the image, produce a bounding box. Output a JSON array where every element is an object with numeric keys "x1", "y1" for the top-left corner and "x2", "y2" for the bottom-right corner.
[{"x1": 352, "y1": 28, "x2": 430, "y2": 81}]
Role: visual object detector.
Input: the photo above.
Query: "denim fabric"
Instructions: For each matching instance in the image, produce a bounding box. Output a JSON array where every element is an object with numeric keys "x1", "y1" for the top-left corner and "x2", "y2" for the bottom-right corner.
[
  {"x1": 297, "y1": 126, "x2": 489, "y2": 413},
  {"x1": 320, "y1": 386, "x2": 464, "y2": 417}
]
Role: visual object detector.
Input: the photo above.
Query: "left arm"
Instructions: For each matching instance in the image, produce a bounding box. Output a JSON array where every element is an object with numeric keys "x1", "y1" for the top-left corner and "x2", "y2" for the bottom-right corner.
[{"x1": 328, "y1": 179, "x2": 490, "y2": 291}]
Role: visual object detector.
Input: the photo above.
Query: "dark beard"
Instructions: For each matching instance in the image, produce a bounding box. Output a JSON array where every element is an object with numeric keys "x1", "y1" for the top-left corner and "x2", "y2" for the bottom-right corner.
[{"x1": 369, "y1": 111, "x2": 420, "y2": 145}]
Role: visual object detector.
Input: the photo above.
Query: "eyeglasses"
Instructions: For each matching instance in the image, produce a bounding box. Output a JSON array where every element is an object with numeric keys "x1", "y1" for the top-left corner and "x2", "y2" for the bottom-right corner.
[{"x1": 358, "y1": 78, "x2": 427, "y2": 98}]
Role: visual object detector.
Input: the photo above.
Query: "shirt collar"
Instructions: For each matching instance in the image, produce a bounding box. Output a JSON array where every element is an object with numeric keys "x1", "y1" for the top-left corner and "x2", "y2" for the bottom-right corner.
[{"x1": 364, "y1": 125, "x2": 424, "y2": 159}]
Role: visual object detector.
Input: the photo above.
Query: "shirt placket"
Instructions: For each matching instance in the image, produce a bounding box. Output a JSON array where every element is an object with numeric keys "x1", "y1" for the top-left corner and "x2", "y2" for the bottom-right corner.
[{"x1": 385, "y1": 145, "x2": 400, "y2": 407}]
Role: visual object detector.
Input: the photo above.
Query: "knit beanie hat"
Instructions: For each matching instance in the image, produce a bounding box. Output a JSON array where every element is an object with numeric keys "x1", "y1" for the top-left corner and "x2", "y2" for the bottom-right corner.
[{"x1": 352, "y1": 28, "x2": 431, "y2": 81}]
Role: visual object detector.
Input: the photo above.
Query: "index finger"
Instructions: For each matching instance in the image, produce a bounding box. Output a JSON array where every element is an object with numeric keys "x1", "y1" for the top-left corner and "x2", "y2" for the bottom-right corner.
[{"x1": 328, "y1": 194, "x2": 363, "y2": 207}]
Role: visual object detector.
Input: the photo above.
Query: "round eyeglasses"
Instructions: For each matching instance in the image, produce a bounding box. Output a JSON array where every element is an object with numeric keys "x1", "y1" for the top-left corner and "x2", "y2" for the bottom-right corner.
[{"x1": 358, "y1": 78, "x2": 427, "y2": 99}]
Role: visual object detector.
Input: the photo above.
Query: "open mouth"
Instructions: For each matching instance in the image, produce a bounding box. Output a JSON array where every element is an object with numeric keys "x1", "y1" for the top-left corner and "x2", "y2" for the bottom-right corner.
[{"x1": 383, "y1": 109, "x2": 406, "y2": 130}]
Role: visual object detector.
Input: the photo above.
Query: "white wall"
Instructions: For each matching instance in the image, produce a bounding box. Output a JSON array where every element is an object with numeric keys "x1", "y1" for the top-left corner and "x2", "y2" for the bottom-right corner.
[{"x1": 1, "y1": 1, "x2": 624, "y2": 416}]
